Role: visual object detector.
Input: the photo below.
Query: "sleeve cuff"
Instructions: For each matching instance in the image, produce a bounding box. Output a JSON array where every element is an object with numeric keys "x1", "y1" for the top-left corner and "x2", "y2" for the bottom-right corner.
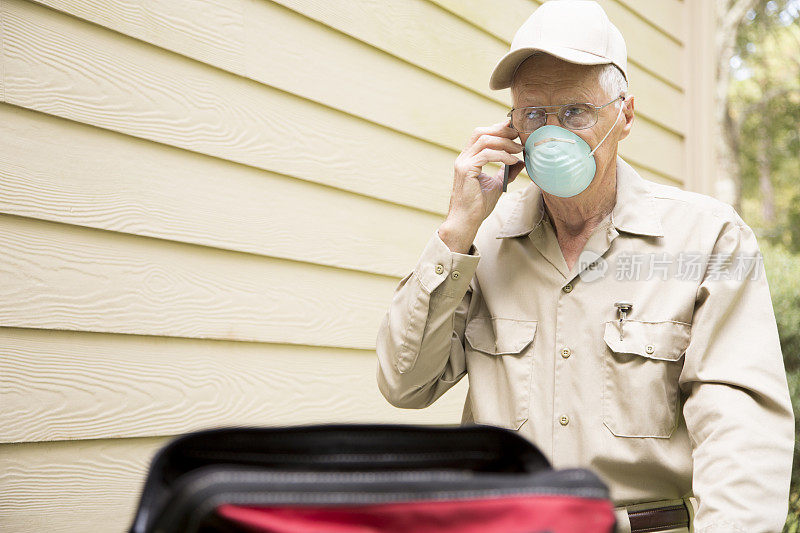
[{"x1": 413, "y1": 228, "x2": 481, "y2": 297}]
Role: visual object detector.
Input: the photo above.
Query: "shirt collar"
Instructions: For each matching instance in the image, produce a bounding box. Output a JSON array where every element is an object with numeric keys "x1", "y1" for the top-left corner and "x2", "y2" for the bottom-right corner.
[{"x1": 495, "y1": 155, "x2": 664, "y2": 239}]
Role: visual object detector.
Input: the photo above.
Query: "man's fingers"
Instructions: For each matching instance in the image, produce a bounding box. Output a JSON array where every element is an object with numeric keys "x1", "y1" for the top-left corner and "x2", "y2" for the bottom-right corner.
[
  {"x1": 466, "y1": 120, "x2": 519, "y2": 148},
  {"x1": 473, "y1": 148, "x2": 522, "y2": 168},
  {"x1": 465, "y1": 134, "x2": 523, "y2": 157}
]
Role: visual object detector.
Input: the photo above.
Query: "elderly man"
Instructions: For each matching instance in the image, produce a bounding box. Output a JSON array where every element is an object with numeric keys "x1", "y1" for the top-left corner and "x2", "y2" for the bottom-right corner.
[{"x1": 375, "y1": 1, "x2": 794, "y2": 532}]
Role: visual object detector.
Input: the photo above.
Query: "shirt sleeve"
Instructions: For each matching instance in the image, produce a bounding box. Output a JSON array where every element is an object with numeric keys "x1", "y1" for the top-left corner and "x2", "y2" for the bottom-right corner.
[
  {"x1": 375, "y1": 227, "x2": 480, "y2": 409},
  {"x1": 678, "y1": 216, "x2": 795, "y2": 533}
]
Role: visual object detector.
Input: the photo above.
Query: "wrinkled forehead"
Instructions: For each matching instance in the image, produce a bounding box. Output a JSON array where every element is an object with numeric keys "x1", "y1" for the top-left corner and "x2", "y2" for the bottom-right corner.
[{"x1": 510, "y1": 54, "x2": 606, "y2": 105}]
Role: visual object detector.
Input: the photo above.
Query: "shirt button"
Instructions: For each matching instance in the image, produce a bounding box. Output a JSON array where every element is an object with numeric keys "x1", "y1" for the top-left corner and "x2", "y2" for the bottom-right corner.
[
  {"x1": 645, "y1": 344, "x2": 655, "y2": 354},
  {"x1": 560, "y1": 347, "x2": 571, "y2": 358},
  {"x1": 451, "y1": 270, "x2": 460, "y2": 280},
  {"x1": 559, "y1": 415, "x2": 570, "y2": 426},
  {"x1": 562, "y1": 283, "x2": 573, "y2": 293},
  {"x1": 434, "y1": 264, "x2": 444, "y2": 275}
]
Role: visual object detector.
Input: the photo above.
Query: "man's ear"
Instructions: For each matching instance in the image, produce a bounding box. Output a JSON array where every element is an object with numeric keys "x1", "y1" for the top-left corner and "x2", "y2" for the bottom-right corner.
[{"x1": 617, "y1": 95, "x2": 635, "y2": 141}]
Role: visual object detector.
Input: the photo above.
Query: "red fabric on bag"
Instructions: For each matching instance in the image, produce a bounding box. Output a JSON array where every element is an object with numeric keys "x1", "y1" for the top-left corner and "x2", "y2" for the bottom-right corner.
[{"x1": 215, "y1": 494, "x2": 615, "y2": 533}]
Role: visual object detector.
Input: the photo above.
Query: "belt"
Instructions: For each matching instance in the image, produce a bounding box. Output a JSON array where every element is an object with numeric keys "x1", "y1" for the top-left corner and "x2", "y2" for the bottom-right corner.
[{"x1": 628, "y1": 501, "x2": 690, "y2": 532}]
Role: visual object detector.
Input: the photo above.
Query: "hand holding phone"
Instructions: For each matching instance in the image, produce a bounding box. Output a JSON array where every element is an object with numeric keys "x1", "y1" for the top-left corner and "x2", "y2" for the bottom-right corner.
[
  {"x1": 444, "y1": 119, "x2": 524, "y2": 227},
  {"x1": 439, "y1": 119, "x2": 524, "y2": 253}
]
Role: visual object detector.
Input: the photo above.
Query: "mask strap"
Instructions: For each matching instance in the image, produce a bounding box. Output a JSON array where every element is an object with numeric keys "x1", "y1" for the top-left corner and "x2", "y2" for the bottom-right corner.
[{"x1": 588, "y1": 96, "x2": 626, "y2": 157}]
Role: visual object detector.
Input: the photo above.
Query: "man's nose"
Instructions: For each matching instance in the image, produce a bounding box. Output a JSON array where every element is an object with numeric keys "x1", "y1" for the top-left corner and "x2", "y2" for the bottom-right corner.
[{"x1": 545, "y1": 111, "x2": 560, "y2": 127}]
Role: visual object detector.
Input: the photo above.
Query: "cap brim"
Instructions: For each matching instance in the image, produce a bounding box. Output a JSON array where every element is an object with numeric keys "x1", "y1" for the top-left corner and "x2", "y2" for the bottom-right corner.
[{"x1": 489, "y1": 46, "x2": 613, "y2": 90}]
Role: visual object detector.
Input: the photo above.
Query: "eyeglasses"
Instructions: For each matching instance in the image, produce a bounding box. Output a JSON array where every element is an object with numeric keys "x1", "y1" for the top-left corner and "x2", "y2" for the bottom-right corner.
[{"x1": 507, "y1": 95, "x2": 628, "y2": 133}]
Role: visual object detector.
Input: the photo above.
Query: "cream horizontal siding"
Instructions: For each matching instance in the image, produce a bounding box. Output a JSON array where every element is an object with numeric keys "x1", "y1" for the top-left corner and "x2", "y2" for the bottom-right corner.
[
  {"x1": 1, "y1": 326, "x2": 466, "y2": 443},
  {"x1": 0, "y1": 105, "x2": 441, "y2": 279},
  {"x1": 0, "y1": 212, "x2": 396, "y2": 349},
  {"x1": 2, "y1": 1, "x2": 452, "y2": 213},
  {"x1": 1, "y1": 437, "x2": 169, "y2": 533},
  {"x1": 0, "y1": 0, "x2": 715, "y2": 531}
]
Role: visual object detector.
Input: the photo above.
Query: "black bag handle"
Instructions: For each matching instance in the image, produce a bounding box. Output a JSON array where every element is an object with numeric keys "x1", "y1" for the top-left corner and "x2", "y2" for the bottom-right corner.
[{"x1": 129, "y1": 423, "x2": 550, "y2": 533}]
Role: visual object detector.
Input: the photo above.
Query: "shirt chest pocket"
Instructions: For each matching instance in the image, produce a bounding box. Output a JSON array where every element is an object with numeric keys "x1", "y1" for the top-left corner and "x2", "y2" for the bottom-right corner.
[
  {"x1": 602, "y1": 320, "x2": 691, "y2": 438},
  {"x1": 464, "y1": 317, "x2": 538, "y2": 431}
]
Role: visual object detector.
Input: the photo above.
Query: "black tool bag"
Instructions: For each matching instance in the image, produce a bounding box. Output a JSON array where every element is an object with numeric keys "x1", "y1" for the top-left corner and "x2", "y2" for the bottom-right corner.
[{"x1": 128, "y1": 423, "x2": 616, "y2": 533}]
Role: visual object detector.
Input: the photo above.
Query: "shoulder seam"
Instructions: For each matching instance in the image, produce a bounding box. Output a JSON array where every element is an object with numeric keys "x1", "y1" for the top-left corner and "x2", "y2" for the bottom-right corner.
[{"x1": 651, "y1": 194, "x2": 742, "y2": 225}]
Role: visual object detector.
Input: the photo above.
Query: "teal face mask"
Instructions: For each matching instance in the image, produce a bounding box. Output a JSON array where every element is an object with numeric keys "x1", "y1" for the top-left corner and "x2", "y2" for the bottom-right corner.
[{"x1": 523, "y1": 101, "x2": 624, "y2": 198}]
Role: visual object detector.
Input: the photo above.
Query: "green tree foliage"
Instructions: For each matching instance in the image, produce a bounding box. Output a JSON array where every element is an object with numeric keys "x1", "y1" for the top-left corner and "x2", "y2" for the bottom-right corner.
[
  {"x1": 728, "y1": 0, "x2": 800, "y2": 249},
  {"x1": 724, "y1": 3, "x2": 800, "y2": 530},
  {"x1": 762, "y1": 242, "x2": 800, "y2": 370}
]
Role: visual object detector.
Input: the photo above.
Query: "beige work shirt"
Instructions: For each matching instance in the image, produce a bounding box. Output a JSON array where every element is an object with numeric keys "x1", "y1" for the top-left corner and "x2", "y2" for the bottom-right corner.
[{"x1": 376, "y1": 156, "x2": 795, "y2": 533}]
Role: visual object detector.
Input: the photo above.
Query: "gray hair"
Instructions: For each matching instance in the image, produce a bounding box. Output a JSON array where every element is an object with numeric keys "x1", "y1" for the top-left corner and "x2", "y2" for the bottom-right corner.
[{"x1": 597, "y1": 64, "x2": 628, "y2": 103}]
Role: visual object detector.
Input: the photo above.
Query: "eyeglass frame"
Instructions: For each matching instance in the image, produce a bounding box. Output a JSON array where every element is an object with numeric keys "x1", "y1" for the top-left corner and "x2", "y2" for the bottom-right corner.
[{"x1": 507, "y1": 94, "x2": 630, "y2": 133}]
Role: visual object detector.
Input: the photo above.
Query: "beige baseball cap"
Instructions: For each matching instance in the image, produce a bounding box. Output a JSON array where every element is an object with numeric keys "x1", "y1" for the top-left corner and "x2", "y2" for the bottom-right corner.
[{"x1": 489, "y1": 0, "x2": 627, "y2": 90}]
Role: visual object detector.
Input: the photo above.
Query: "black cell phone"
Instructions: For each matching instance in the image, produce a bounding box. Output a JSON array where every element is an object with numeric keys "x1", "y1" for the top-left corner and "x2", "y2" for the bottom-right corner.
[{"x1": 503, "y1": 118, "x2": 518, "y2": 193}]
